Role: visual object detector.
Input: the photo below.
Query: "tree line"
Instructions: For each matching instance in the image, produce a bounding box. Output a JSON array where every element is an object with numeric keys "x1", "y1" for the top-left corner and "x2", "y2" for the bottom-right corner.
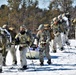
[{"x1": 0, "y1": 0, "x2": 76, "y2": 37}]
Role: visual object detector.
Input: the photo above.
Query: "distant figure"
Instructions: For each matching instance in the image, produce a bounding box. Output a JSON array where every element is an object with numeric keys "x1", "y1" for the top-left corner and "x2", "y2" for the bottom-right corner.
[{"x1": 52, "y1": 17, "x2": 64, "y2": 53}]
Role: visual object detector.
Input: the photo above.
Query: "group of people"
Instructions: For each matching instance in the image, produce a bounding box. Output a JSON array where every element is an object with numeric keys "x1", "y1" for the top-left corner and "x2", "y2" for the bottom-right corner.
[
  {"x1": 34, "y1": 12, "x2": 71, "y2": 65},
  {"x1": 0, "y1": 12, "x2": 71, "y2": 73},
  {"x1": 51, "y1": 13, "x2": 70, "y2": 53}
]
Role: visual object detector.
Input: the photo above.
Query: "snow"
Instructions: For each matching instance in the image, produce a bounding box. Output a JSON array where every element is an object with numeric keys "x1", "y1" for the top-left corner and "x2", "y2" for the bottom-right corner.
[{"x1": 1, "y1": 39, "x2": 76, "y2": 75}]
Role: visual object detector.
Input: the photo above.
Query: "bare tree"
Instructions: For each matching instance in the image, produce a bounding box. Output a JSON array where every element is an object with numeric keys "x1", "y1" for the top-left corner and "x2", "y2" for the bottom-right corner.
[{"x1": 49, "y1": 0, "x2": 73, "y2": 13}]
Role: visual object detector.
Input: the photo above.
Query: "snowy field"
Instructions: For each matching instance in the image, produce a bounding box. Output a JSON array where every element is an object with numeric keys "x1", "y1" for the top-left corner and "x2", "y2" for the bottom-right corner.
[{"x1": 1, "y1": 39, "x2": 76, "y2": 75}]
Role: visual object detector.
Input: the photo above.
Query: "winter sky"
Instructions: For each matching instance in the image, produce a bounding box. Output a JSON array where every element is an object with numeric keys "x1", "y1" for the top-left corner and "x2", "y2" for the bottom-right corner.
[{"x1": 0, "y1": 0, "x2": 76, "y2": 9}]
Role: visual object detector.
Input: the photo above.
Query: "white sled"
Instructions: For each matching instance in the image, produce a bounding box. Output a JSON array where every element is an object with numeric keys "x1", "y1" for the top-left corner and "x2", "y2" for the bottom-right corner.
[
  {"x1": 26, "y1": 47, "x2": 45, "y2": 59},
  {"x1": 26, "y1": 47, "x2": 39, "y2": 59}
]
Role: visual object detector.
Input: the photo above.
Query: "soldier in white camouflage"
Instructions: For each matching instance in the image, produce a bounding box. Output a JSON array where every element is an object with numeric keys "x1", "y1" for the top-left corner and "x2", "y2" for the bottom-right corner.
[
  {"x1": 52, "y1": 17, "x2": 64, "y2": 53},
  {"x1": 36, "y1": 24, "x2": 51, "y2": 66},
  {"x1": 61, "y1": 13, "x2": 70, "y2": 46},
  {"x1": 15, "y1": 25, "x2": 32, "y2": 70},
  {"x1": 8, "y1": 27, "x2": 17, "y2": 65},
  {"x1": 2, "y1": 25, "x2": 17, "y2": 66}
]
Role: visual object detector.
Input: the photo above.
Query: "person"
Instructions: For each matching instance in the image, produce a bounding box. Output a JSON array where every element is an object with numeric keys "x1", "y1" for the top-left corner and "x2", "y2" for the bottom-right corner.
[
  {"x1": 2, "y1": 24, "x2": 17, "y2": 66},
  {"x1": 36, "y1": 24, "x2": 51, "y2": 66},
  {"x1": 9, "y1": 27, "x2": 17, "y2": 65},
  {"x1": 52, "y1": 17, "x2": 64, "y2": 53},
  {"x1": 61, "y1": 13, "x2": 70, "y2": 46},
  {"x1": 2, "y1": 24, "x2": 11, "y2": 66},
  {"x1": 57, "y1": 14, "x2": 67, "y2": 46},
  {"x1": 15, "y1": 25, "x2": 32, "y2": 70},
  {"x1": 0, "y1": 28, "x2": 7, "y2": 73}
]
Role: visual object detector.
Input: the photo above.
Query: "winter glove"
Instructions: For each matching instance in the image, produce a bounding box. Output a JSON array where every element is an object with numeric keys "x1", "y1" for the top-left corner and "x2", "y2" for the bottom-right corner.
[
  {"x1": 26, "y1": 41, "x2": 30, "y2": 45},
  {"x1": 19, "y1": 46, "x2": 24, "y2": 51},
  {"x1": 15, "y1": 37, "x2": 20, "y2": 45}
]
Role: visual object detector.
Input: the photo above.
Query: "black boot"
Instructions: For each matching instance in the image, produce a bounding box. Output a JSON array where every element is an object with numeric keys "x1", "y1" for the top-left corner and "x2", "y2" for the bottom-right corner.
[
  {"x1": 61, "y1": 47, "x2": 64, "y2": 51},
  {"x1": 23, "y1": 65, "x2": 28, "y2": 69},
  {"x1": 12, "y1": 60, "x2": 17, "y2": 65},
  {"x1": 40, "y1": 62, "x2": 44, "y2": 66},
  {"x1": 3, "y1": 58, "x2": 6, "y2": 66},
  {"x1": 0, "y1": 68, "x2": 2, "y2": 73},
  {"x1": 52, "y1": 50, "x2": 56, "y2": 53},
  {"x1": 66, "y1": 41, "x2": 70, "y2": 46},
  {"x1": 19, "y1": 65, "x2": 28, "y2": 70},
  {"x1": 47, "y1": 59, "x2": 51, "y2": 65}
]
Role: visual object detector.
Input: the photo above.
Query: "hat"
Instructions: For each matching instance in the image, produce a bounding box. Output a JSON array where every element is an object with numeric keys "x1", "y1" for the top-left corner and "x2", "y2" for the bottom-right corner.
[
  {"x1": 20, "y1": 25, "x2": 26, "y2": 29},
  {"x1": 73, "y1": 18, "x2": 76, "y2": 23},
  {"x1": 53, "y1": 17, "x2": 57, "y2": 21},
  {"x1": 58, "y1": 15, "x2": 62, "y2": 19},
  {"x1": 9, "y1": 27, "x2": 14, "y2": 30},
  {"x1": 44, "y1": 24, "x2": 49, "y2": 27},
  {"x1": 37, "y1": 24, "x2": 44, "y2": 30},
  {"x1": 44, "y1": 24, "x2": 49, "y2": 29},
  {"x1": 62, "y1": 13, "x2": 65, "y2": 17},
  {"x1": 2, "y1": 24, "x2": 7, "y2": 28}
]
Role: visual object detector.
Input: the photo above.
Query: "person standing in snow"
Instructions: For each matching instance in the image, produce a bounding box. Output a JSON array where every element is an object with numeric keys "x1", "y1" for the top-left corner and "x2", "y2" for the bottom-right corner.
[
  {"x1": 52, "y1": 17, "x2": 64, "y2": 53},
  {"x1": 8, "y1": 27, "x2": 17, "y2": 65},
  {"x1": 58, "y1": 14, "x2": 70, "y2": 45},
  {"x1": 36, "y1": 24, "x2": 51, "y2": 66},
  {"x1": 15, "y1": 25, "x2": 32, "y2": 70},
  {"x1": 2, "y1": 24, "x2": 17, "y2": 66}
]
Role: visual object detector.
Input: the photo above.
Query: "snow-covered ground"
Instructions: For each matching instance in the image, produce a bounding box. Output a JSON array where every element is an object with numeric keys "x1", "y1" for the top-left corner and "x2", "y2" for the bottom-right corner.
[{"x1": 1, "y1": 39, "x2": 76, "y2": 75}]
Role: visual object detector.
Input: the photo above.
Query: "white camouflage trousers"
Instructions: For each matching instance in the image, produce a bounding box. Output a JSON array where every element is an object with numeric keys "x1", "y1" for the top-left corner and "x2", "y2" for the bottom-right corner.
[
  {"x1": 53, "y1": 34, "x2": 63, "y2": 50},
  {"x1": 20, "y1": 47, "x2": 28, "y2": 67},
  {"x1": 61, "y1": 32, "x2": 69, "y2": 46},
  {"x1": 10, "y1": 45, "x2": 17, "y2": 64}
]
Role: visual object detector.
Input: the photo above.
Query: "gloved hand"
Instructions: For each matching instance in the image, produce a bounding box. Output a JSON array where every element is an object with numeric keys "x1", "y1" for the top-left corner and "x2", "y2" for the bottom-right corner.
[
  {"x1": 8, "y1": 42, "x2": 11, "y2": 47},
  {"x1": 19, "y1": 46, "x2": 24, "y2": 51},
  {"x1": 15, "y1": 38, "x2": 20, "y2": 45},
  {"x1": 26, "y1": 41, "x2": 30, "y2": 45},
  {"x1": 19, "y1": 46, "x2": 22, "y2": 50}
]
